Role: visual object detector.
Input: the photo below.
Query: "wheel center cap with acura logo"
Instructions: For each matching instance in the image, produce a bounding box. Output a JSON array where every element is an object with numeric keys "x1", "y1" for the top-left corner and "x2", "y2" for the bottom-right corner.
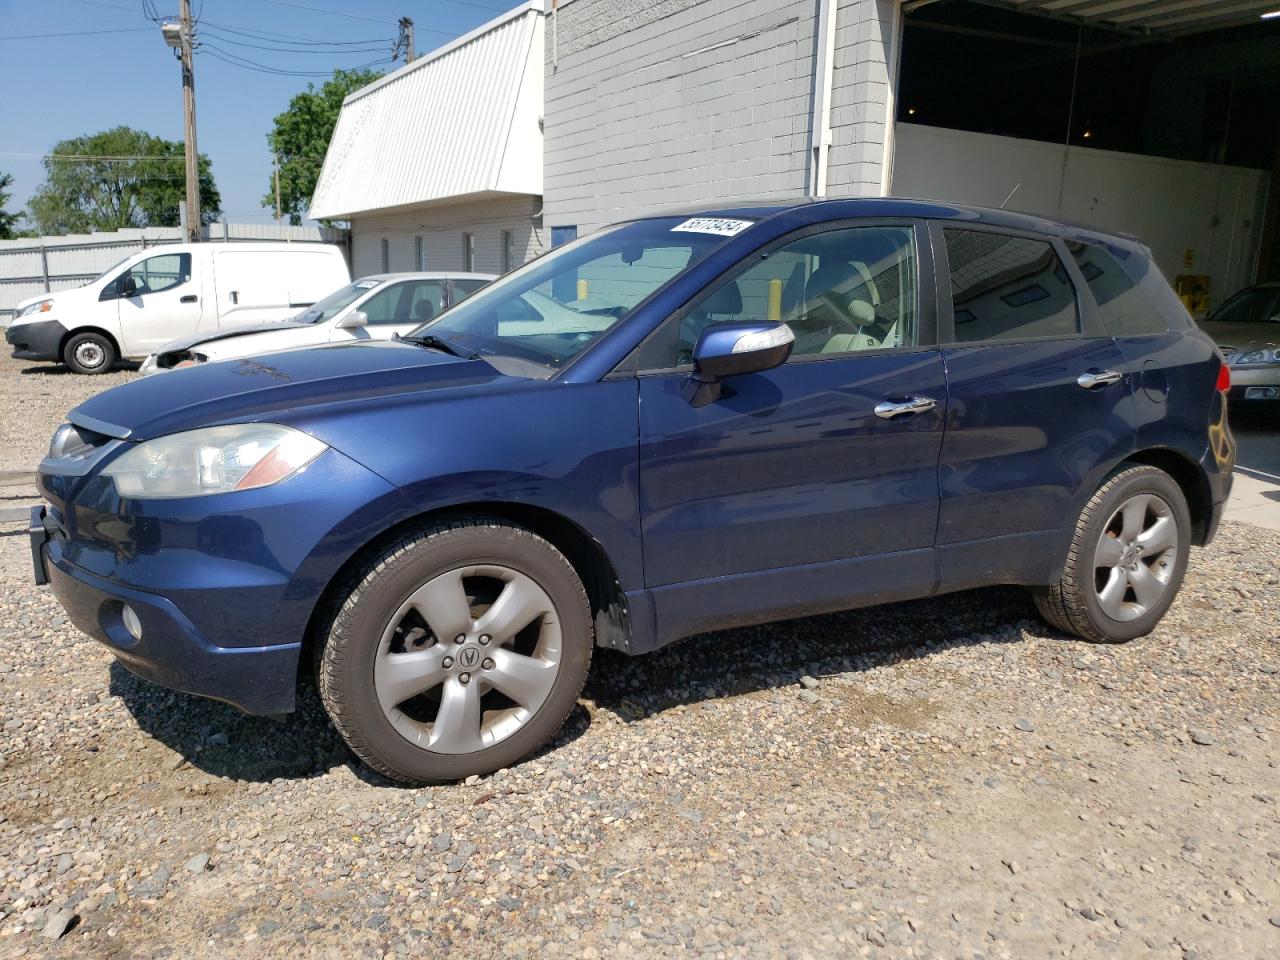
[{"x1": 457, "y1": 646, "x2": 482, "y2": 669}]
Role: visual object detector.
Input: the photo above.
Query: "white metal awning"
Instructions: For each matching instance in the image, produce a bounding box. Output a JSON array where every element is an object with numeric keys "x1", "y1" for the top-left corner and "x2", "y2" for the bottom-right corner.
[
  {"x1": 309, "y1": 3, "x2": 544, "y2": 221},
  {"x1": 996, "y1": 0, "x2": 1280, "y2": 35}
]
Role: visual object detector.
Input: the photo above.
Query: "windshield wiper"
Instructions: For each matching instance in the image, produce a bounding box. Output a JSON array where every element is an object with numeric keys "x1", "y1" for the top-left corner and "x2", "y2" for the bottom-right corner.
[{"x1": 395, "y1": 333, "x2": 478, "y2": 360}]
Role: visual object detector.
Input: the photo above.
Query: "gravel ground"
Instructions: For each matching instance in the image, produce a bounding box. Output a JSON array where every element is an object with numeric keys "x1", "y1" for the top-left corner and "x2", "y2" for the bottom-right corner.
[{"x1": 0, "y1": 352, "x2": 1277, "y2": 959}]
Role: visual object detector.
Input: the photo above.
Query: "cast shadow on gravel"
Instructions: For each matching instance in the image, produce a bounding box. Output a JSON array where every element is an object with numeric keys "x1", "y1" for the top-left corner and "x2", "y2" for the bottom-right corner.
[
  {"x1": 583, "y1": 585, "x2": 1040, "y2": 721},
  {"x1": 108, "y1": 662, "x2": 594, "y2": 788},
  {"x1": 109, "y1": 584, "x2": 1041, "y2": 786},
  {"x1": 20, "y1": 362, "x2": 141, "y2": 376}
]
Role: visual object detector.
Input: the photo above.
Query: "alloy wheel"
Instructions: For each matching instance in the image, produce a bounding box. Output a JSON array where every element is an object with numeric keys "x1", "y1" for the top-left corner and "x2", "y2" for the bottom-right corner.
[
  {"x1": 1093, "y1": 492, "x2": 1178, "y2": 622},
  {"x1": 373, "y1": 564, "x2": 562, "y2": 754}
]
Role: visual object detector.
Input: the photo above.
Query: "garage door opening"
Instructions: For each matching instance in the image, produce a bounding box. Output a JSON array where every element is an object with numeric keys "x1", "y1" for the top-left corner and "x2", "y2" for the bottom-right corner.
[{"x1": 892, "y1": 0, "x2": 1280, "y2": 313}]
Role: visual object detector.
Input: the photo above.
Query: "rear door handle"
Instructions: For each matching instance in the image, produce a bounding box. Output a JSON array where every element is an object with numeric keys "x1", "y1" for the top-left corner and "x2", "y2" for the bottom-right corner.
[
  {"x1": 1077, "y1": 369, "x2": 1123, "y2": 389},
  {"x1": 180, "y1": 294, "x2": 198, "y2": 303},
  {"x1": 874, "y1": 396, "x2": 938, "y2": 420}
]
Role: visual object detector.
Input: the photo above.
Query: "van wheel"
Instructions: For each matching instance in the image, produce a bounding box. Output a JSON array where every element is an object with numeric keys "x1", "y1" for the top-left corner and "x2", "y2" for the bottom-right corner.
[
  {"x1": 317, "y1": 517, "x2": 593, "y2": 784},
  {"x1": 1033, "y1": 465, "x2": 1190, "y2": 643},
  {"x1": 63, "y1": 332, "x2": 116, "y2": 374}
]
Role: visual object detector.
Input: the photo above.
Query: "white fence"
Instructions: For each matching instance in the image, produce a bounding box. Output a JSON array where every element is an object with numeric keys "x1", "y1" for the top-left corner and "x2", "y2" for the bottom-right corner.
[{"x1": 0, "y1": 223, "x2": 350, "y2": 321}]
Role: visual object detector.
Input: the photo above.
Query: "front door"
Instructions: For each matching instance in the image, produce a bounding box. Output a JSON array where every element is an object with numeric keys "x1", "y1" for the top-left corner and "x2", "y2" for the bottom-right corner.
[
  {"x1": 931, "y1": 224, "x2": 1133, "y2": 589},
  {"x1": 114, "y1": 252, "x2": 202, "y2": 355},
  {"x1": 633, "y1": 222, "x2": 945, "y2": 642},
  {"x1": 332, "y1": 279, "x2": 446, "y2": 342}
]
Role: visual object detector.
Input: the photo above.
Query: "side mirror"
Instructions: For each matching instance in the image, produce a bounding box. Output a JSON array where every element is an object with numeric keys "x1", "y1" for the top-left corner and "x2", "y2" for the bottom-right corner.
[
  {"x1": 337, "y1": 309, "x2": 368, "y2": 330},
  {"x1": 119, "y1": 275, "x2": 138, "y2": 297},
  {"x1": 683, "y1": 322, "x2": 794, "y2": 407}
]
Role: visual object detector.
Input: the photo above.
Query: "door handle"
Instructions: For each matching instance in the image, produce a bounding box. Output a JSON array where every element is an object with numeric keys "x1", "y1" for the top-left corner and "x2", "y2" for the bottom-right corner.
[
  {"x1": 1077, "y1": 369, "x2": 1123, "y2": 390},
  {"x1": 874, "y1": 396, "x2": 938, "y2": 420},
  {"x1": 230, "y1": 291, "x2": 239, "y2": 305},
  {"x1": 180, "y1": 294, "x2": 198, "y2": 303}
]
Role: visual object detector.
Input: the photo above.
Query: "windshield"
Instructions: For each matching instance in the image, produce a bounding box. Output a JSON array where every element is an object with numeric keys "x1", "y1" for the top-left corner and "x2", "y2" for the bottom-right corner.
[
  {"x1": 91, "y1": 254, "x2": 136, "y2": 286},
  {"x1": 409, "y1": 217, "x2": 748, "y2": 368},
  {"x1": 293, "y1": 279, "x2": 381, "y2": 324},
  {"x1": 1209, "y1": 287, "x2": 1280, "y2": 325}
]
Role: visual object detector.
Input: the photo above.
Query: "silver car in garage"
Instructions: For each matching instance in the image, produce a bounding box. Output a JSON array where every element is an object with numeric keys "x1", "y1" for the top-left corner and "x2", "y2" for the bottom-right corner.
[{"x1": 1199, "y1": 282, "x2": 1280, "y2": 404}]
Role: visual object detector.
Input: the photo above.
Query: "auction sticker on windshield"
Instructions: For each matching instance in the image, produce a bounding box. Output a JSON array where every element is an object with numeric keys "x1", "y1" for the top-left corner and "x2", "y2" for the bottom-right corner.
[{"x1": 671, "y1": 217, "x2": 753, "y2": 237}]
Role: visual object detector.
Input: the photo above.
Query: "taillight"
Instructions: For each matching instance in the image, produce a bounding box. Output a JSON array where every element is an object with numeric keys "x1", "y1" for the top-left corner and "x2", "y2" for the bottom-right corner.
[{"x1": 1216, "y1": 364, "x2": 1231, "y2": 393}]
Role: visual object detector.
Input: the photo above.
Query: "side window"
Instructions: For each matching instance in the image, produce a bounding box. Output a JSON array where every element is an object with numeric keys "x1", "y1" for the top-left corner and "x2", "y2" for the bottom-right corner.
[
  {"x1": 658, "y1": 226, "x2": 918, "y2": 368},
  {"x1": 1068, "y1": 242, "x2": 1167, "y2": 335},
  {"x1": 1211, "y1": 287, "x2": 1280, "y2": 324},
  {"x1": 125, "y1": 253, "x2": 191, "y2": 296},
  {"x1": 450, "y1": 278, "x2": 489, "y2": 304},
  {"x1": 944, "y1": 230, "x2": 1078, "y2": 342},
  {"x1": 359, "y1": 284, "x2": 402, "y2": 325},
  {"x1": 399, "y1": 280, "x2": 444, "y2": 325}
]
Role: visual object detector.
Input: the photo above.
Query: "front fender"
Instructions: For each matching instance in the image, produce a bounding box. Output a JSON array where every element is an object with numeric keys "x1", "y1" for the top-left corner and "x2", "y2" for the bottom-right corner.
[{"x1": 286, "y1": 377, "x2": 644, "y2": 593}]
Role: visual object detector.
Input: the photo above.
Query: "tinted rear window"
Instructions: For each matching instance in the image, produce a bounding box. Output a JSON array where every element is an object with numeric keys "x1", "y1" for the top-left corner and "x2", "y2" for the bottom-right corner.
[
  {"x1": 1069, "y1": 242, "x2": 1166, "y2": 335},
  {"x1": 944, "y1": 230, "x2": 1079, "y2": 342}
]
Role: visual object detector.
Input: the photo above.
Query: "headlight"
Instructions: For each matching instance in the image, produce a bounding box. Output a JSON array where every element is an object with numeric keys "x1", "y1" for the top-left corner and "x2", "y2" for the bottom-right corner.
[
  {"x1": 18, "y1": 299, "x2": 53, "y2": 318},
  {"x1": 1234, "y1": 349, "x2": 1280, "y2": 365},
  {"x1": 101, "y1": 424, "x2": 327, "y2": 499}
]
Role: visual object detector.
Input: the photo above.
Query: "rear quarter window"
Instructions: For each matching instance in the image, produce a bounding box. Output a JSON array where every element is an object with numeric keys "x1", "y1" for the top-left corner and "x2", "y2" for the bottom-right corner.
[{"x1": 1069, "y1": 242, "x2": 1167, "y2": 336}]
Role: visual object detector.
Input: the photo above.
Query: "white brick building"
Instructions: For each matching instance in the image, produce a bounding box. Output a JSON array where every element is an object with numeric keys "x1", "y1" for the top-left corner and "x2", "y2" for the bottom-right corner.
[
  {"x1": 309, "y1": 5, "x2": 548, "y2": 277},
  {"x1": 313, "y1": 0, "x2": 1277, "y2": 303}
]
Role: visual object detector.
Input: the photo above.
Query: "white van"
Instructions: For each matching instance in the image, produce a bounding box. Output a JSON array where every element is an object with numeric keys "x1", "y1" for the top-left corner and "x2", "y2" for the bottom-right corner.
[{"x1": 4, "y1": 242, "x2": 349, "y2": 373}]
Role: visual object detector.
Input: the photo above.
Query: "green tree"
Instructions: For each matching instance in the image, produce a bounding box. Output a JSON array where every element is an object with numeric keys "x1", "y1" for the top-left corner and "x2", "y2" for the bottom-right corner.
[
  {"x1": 27, "y1": 127, "x2": 220, "y2": 235},
  {"x1": 265, "y1": 68, "x2": 382, "y2": 224},
  {"x1": 0, "y1": 171, "x2": 21, "y2": 238}
]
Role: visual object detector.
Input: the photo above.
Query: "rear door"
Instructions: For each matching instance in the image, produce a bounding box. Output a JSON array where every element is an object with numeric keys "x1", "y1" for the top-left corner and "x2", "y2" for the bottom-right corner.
[
  {"x1": 932, "y1": 223, "x2": 1133, "y2": 590},
  {"x1": 211, "y1": 250, "x2": 344, "y2": 326},
  {"x1": 113, "y1": 251, "x2": 202, "y2": 355}
]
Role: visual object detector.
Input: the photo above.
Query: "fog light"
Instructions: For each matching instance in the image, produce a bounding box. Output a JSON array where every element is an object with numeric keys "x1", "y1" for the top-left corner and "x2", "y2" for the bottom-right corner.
[
  {"x1": 1244, "y1": 386, "x2": 1278, "y2": 400},
  {"x1": 121, "y1": 605, "x2": 143, "y2": 641}
]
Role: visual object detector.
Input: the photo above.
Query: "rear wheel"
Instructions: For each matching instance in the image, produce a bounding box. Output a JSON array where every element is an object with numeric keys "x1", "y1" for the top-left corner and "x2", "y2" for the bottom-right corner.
[
  {"x1": 317, "y1": 518, "x2": 592, "y2": 784},
  {"x1": 63, "y1": 332, "x2": 116, "y2": 375},
  {"x1": 1033, "y1": 465, "x2": 1190, "y2": 643}
]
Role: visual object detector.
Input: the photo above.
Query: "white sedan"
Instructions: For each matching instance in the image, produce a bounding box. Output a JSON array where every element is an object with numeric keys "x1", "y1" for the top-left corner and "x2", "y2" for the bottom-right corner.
[{"x1": 139, "y1": 272, "x2": 495, "y2": 374}]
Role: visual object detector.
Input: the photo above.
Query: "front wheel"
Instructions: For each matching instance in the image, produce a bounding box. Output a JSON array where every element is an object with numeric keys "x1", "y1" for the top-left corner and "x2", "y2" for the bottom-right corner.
[
  {"x1": 317, "y1": 518, "x2": 593, "y2": 784},
  {"x1": 1033, "y1": 465, "x2": 1191, "y2": 643},
  {"x1": 62, "y1": 332, "x2": 116, "y2": 375}
]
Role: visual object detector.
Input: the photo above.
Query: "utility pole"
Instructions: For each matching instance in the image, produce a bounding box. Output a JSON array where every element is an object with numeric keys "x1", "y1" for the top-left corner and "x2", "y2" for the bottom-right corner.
[
  {"x1": 179, "y1": 0, "x2": 200, "y2": 242},
  {"x1": 273, "y1": 155, "x2": 282, "y2": 226},
  {"x1": 399, "y1": 17, "x2": 415, "y2": 63}
]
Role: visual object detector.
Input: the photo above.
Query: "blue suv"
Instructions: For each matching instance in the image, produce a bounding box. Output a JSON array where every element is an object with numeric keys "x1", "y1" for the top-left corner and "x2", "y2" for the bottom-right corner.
[{"x1": 31, "y1": 199, "x2": 1235, "y2": 783}]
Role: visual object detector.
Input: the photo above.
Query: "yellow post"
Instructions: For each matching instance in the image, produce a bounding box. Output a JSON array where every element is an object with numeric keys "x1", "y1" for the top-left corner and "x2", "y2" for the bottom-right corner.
[
  {"x1": 577, "y1": 278, "x2": 589, "y2": 301},
  {"x1": 766, "y1": 278, "x2": 783, "y2": 322}
]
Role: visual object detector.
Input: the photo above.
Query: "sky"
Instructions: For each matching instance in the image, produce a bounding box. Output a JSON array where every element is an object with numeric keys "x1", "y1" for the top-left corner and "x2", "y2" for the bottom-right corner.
[{"x1": 0, "y1": 0, "x2": 519, "y2": 224}]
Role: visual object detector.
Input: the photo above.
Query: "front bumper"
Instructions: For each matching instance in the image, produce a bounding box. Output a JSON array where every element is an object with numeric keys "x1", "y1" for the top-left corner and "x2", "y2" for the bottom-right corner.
[
  {"x1": 6, "y1": 318, "x2": 67, "y2": 361},
  {"x1": 33, "y1": 505, "x2": 301, "y2": 715},
  {"x1": 1227, "y1": 362, "x2": 1280, "y2": 402}
]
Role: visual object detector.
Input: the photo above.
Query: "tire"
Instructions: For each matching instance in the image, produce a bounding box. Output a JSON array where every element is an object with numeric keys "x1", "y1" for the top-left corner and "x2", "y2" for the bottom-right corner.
[
  {"x1": 317, "y1": 517, "x2": 593, "y2": 784},
  {"x1": 63, "y1": 332, "x2": 116, "y2": 375},
  {"x1": 1033, "y1": 464, "x2": 1191, "y2": 643}
]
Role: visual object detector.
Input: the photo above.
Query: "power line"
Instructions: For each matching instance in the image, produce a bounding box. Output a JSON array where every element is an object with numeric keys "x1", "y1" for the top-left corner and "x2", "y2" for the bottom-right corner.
[
  {"x1": 64, "y1": 0, "x2": 141, "y2": 12},
  {"x1": 0, "y1": 153, "x2": 193, "y2": 162},
  {"x1": 0, "y1": 26, "x2": 153, "y2": 41},
  {"x1": 258, "y1": 0, "x2": 391, "y2": 25},
  {"x1": 201, "y1": 28, "x2": 390, "y2": 55},
  {"x1": 198, "y1": 20, "x2": 395, "y2": 47},
  {"x1": 199, "y1": 42, "x2": 392, "y2": 78}
]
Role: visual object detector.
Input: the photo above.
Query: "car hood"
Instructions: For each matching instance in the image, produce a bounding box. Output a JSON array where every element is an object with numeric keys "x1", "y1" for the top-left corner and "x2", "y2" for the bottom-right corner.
[
  {"x1": 1198, "y1": 320, "x2": 1280, "y2": 355},
  {"x1": 70, "y1": 339, "x2": 511, "y2": 442},
  {"x1": 12, "y1": 285, "x2": 94, "y2": 324},
  {"x1": 155, "y1": 321, "x2": 317, "y2": 357}
]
